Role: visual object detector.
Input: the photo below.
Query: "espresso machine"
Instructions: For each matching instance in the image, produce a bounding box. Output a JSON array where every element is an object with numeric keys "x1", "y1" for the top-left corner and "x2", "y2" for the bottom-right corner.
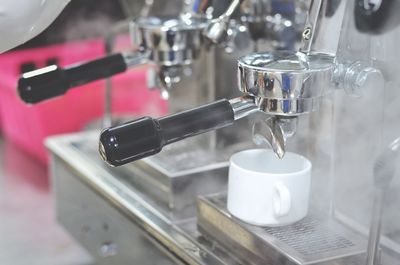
[
  {"x1": 20, "y1": 0, "x2": 306, "y2": 220},
  {"x1": 30, "y1": 0, "x2": 400, "y2": 264}
]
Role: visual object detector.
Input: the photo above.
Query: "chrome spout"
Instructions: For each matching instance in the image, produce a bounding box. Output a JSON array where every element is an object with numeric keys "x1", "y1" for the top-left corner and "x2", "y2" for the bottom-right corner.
[
  {"x1": 251, "y1": 115, "x2": 298, "y2": 159},
  {"x1": 204, "y1": 0, "x2": 241, "y2": 44}
]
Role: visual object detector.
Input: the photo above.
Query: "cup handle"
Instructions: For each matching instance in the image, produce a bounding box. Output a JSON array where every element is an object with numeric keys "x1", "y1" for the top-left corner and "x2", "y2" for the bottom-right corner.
[{"x1": 272, "y1": 182, "x2": 291, "y2": 217}]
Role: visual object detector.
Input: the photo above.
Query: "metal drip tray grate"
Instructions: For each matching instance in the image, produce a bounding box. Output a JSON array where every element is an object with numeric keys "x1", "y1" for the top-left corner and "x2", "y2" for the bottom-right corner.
[
  {"x1": 198, "y1": 194, "x2": 367, "y2": 265},
  {"x1": 144, "y1": 137, "x2": 251, "y2": 174},
  {"x1": 263, "y1": 216, "x2": 356, "y2": 257}
]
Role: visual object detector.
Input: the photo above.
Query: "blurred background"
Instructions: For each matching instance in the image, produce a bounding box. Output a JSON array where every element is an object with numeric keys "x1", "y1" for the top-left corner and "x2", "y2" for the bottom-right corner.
[{"x1": 0, "y1": 1, "x2": 168, "y2": 264}]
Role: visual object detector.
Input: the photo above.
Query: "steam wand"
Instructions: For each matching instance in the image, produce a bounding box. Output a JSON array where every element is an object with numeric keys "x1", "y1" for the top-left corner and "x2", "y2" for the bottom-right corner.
[
  {"x1": 366, "y1": 136, "x2": 400, "y2": 265},
  {"x1": 103, "y1": 20, "x2": 132, "y2": 128}
]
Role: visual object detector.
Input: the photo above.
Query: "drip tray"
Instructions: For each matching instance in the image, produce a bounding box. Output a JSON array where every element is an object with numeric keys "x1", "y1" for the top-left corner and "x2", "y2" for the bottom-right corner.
[
  {"x1": 110, "y1": 137, "x2": 252, "y2": 220},
  {"x1": 72, "y1": 131, "x2": 252, "y2": 220},
  {"x1": 197, "y1": 194, "x2": 367, "y2": 265}
]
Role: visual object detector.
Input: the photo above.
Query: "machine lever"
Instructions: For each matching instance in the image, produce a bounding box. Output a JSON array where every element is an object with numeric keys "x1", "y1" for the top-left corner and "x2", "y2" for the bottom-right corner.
[{"x1": 99, "y1": 99, "x2": 235, "y2": 166}]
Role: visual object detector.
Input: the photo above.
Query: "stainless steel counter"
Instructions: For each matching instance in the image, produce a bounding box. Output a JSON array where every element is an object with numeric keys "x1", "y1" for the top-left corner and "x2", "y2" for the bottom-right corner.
[
  {"x1": 0, "y1": 138, "x2": 94, "y2": 265},
  {"x1": 46, "y1": 131, "x2": 241, "y2": 265},
  {"x1": 45, "y1": 130, "x2": 397, "y2": 265}
]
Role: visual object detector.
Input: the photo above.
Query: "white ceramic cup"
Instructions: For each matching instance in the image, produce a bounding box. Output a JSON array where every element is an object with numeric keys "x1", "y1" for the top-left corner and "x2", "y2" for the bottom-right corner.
[{"x1": 227, "y1": 149, "x2": 312, "y2": 226}]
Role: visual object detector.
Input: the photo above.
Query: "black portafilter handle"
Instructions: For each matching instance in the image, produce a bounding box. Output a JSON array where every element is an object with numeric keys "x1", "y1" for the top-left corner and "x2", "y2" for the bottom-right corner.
[
  {"x1": 17, "y1": 53, "x2": 127, "y2": 104},
  {"x1": 99, "y1": 99, "x2": 235, "y2": 166}
]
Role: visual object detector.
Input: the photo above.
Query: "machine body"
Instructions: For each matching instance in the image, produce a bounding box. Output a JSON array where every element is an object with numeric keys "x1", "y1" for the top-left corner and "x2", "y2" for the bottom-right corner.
[{"x1": 23, "y1": 1, "x2": 400, "y2": 265}]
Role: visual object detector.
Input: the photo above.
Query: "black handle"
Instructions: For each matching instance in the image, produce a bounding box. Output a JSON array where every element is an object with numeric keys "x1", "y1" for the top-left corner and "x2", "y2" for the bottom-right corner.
[
  {"x1": 99, "y1": 99, "x2": 235, "y2": 166},
  {"x1": 17, "y1": 53, "x2": 127, "y2": 104}
]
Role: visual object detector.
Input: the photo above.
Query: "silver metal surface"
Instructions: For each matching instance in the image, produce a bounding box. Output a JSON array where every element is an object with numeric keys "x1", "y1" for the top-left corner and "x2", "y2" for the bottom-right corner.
[
  {"x1": 46, "y1": 132, "x2": 244, "y2": 265},
  {"x1": 103, "y1": 20, "x2": 132, "y2": 128},
  {"x1": 300, "y1": 0, "x2": 323, "y2": 54},
  {"x1": 77, "y1": 1, "x2": 400, "y2": 265},
  {"x1": 0, "y1": 138, "x2": 94, "y2": 265},
  {"x1": 49, "y1": 2, "x2": 400, "y2": 265},
  {"x1": 366, "y1": 190, "x2": 385, "y2": 265},
  {"x1": 300, "y1": 0, "x2": 346, "y2": 55},
  {"x1": 366, "y1": 136, "x2": 400, "y2": 265},
  {"x1": 51, "y1": 153, "x2": 184, "y2": 265},
  {"x1": 81, "y1": 131, "x2": 252, "y2": 220},
  {"x1": 241, "y1": 0, "x2": 301, "y2": 49},
  {"x1": 252, "y1": 116, "x2": 287, "y2": 158},
  {"x1": 237, "y1": 51, "x2": 335, "y2": 116},
  {"x1": 131, "y1": 16, "x2": 208, "y2": 67},
  {"x1": 197, "y1": 194, "x2": 368, "y2": 265},
  {"x1": 99, "y1": 0, "x2": 309, "y2": 152},
  {"x1": 204, "y1": 0, "x2": 240, "y2": 44},
  {"x1": 125, "y1": 1, "x2": 240, "y2": 94},
  {"x1": 330, "y1": 3, "x2": 400, "y2": 263},
  {"x1": 251, "y1": 115, "x2": 299, "y2": 158},
  {"x1": 229, "y1": 95, "x2": 259, "y2": 120},
  {"x1": 123, "y1": 50, "x2": 151, "y2": 68}
]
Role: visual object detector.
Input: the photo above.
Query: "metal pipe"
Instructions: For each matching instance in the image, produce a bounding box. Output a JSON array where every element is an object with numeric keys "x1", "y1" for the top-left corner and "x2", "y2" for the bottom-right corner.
[
  {"x1": 102, "y1": 21, "x2": 131, "y2": 128},
  {"x1": 223, "y1": 0, "x2": 241, "y2": 19},
  {"x1": 366, "y1": 189, "x2": 385, "y2": 265},
  {"x1": 299, "y1": 0, "x2": 323, "y2": 54},
  {"x1": 140, "y1": 0, "x2": 154, "y2": 17},
  {"x1": 204, "y1": 0, "x2": 242, "y2": 44},
  {"x1": 366, "y1": 136, "x2": 400, "y2": 265},
  {"x1": 299, "y1": 0, "x2": 347, "y2": 56}
]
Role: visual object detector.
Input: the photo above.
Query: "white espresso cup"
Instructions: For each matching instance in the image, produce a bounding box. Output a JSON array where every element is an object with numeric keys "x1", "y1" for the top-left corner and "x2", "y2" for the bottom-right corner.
[{"x1": 227, "y1": 149, "x2": 312, "y2": 226}]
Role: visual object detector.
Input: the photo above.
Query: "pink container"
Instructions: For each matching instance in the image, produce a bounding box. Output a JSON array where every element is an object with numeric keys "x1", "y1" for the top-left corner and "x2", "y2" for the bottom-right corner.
[{"x1": 0, "y1": 40, "x2": 166, "y2": 164}]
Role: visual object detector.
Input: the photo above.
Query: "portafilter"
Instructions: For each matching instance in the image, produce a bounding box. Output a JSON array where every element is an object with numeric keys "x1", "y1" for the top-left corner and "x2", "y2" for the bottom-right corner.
[{"x1": 99, "y1": 50, "x2": 336, "y2": 166}]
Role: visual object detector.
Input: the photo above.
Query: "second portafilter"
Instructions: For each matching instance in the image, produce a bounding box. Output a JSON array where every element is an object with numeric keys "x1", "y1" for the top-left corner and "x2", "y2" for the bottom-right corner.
[
  {"x1": 17, "y1": 0, "x2": 242, "y2": 104},
  {"x1": 17, "y1": 15, "x2": 207, "y2": 104}
]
